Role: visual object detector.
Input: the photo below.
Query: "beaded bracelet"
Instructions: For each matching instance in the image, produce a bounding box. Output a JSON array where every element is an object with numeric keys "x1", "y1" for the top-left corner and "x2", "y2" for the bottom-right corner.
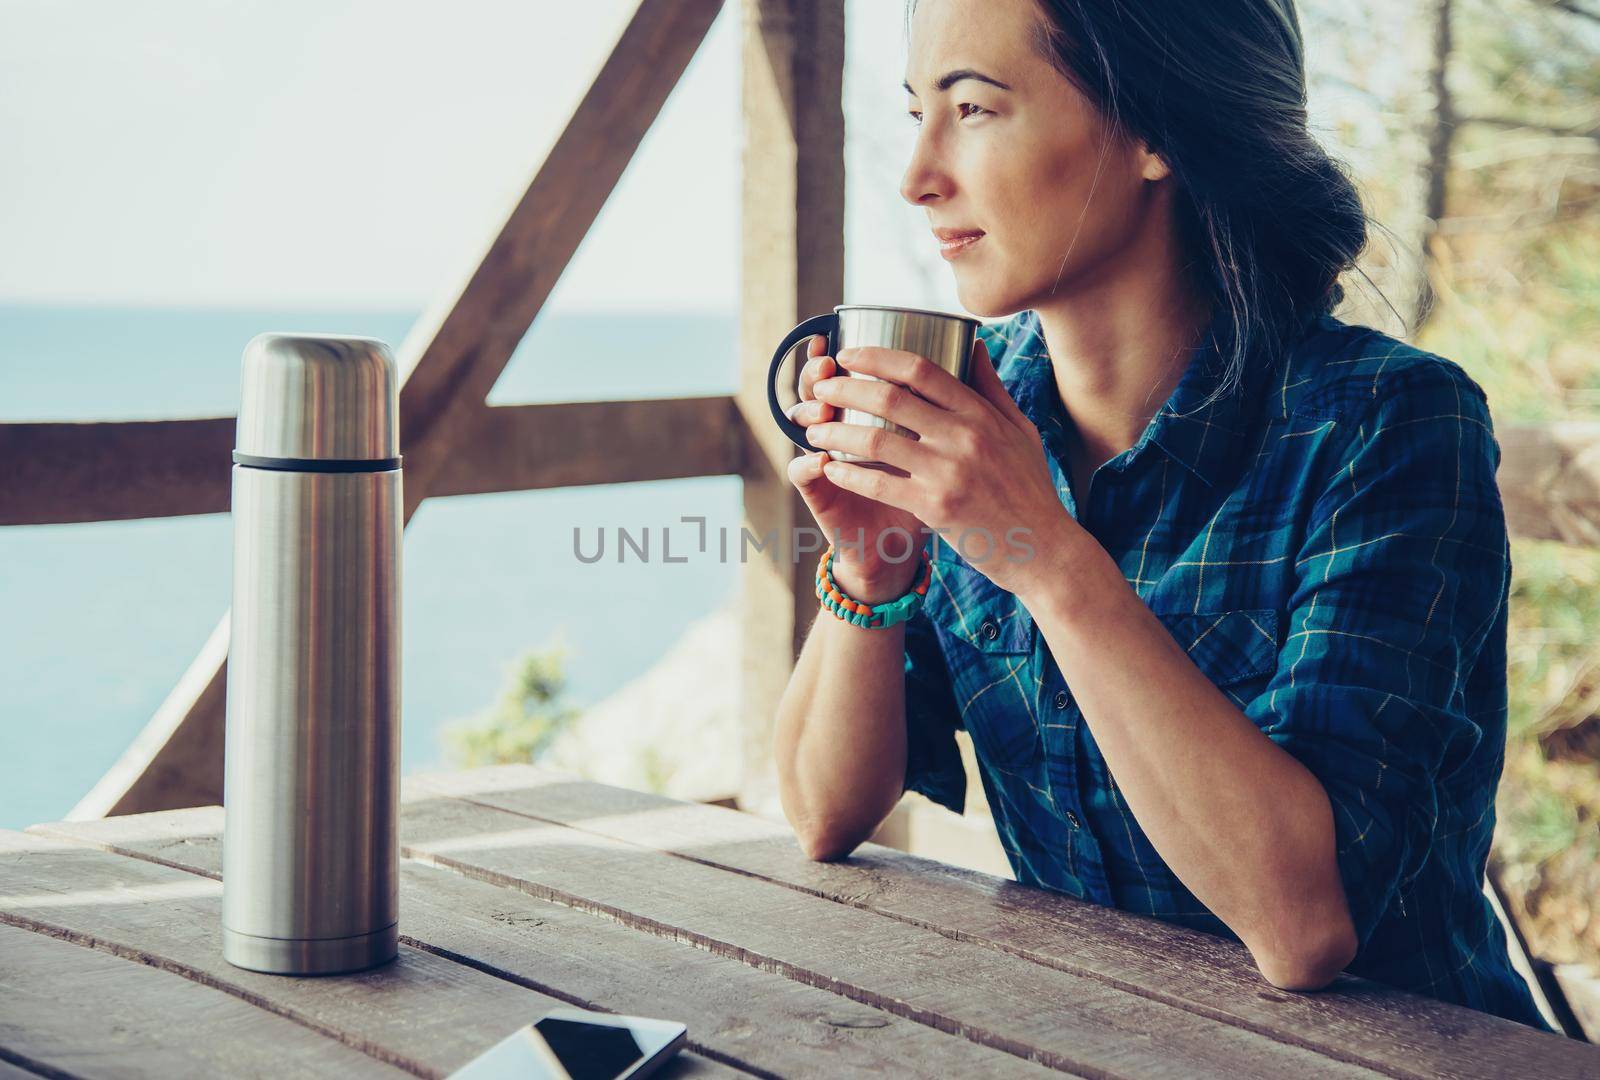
[{"x1": 814, "y1": 542, "x2": 932, "y2": 629}]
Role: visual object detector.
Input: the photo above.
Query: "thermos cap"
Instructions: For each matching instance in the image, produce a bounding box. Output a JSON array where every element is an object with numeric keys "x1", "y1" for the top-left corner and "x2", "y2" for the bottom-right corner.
[{"x1": 236, "y1": 333, "x2": 400, "y2": 462}]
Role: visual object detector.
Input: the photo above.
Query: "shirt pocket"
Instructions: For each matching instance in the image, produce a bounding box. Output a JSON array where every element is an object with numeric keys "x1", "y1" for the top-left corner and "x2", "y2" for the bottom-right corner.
[{"x1": 929, "y1": 562, "x2": 1042, "y2": 772}]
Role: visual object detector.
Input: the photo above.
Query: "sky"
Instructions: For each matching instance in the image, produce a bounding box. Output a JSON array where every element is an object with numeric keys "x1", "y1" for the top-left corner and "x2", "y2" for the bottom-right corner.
[{"x1": 0, "y1": 0, "x2": 955, "y2": 314}]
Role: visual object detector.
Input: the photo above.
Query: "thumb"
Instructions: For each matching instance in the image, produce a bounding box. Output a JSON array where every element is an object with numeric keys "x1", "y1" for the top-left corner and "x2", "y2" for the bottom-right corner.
[{"x1": 968, "y1": 338, "x2": 1027, "y2": 426}]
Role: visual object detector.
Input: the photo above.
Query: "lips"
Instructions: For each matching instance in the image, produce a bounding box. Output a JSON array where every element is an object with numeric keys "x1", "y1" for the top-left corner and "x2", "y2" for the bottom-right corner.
[
  {"x1": 933, "y1": 227, "x2": 985, "y2": 257},
  {"x1": 936, "y1": 232, "x2": 984, "y2": 260}
]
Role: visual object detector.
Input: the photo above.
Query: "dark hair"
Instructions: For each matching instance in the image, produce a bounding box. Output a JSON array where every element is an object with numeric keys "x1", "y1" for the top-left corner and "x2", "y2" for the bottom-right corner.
[{"x1": 906, "y1": 0, "x2": 1380, "y2": 407}]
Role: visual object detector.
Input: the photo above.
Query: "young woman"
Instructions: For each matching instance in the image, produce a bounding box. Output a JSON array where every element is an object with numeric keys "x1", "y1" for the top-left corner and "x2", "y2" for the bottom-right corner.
[{"x1": 771, "y1": 0, "x2": 1554, "y2": 1032}]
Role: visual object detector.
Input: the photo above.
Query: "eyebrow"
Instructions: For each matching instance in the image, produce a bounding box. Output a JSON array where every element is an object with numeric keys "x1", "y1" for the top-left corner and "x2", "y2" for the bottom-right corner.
[{"x1": 902, "y1": 69, "x2": 1014, "y2": 96}]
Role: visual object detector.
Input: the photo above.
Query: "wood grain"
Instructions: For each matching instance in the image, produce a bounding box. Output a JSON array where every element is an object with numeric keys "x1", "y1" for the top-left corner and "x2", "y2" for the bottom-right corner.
[
  {"x1": 383, "y1": 793, "x2": 1392, "y2": 1078},
  {"x1": 0, "y1": 831, "x2": 737, "y2": 1080},
  {"x1": 0, "y1": 922, "x2": 409, "y2": 1079},
  {"x1": 403, "y1": 766, "x2": 1600, "y2": 1080},
  {"x1": 29, "y1": 811, "x2": 1065, "y2": 1079},
  {"x1": 35, "y1": 806, "x2": 1387, "y2": 1078},
  {"x1": 18, "y1": 773, "x2": 1600, "y2": 1078}
]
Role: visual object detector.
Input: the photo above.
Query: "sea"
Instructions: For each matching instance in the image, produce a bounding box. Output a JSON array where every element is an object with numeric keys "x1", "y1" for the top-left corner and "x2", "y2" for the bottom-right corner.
[{"x1": 0, "y1": 303, "x2": 748, "y2": 829}]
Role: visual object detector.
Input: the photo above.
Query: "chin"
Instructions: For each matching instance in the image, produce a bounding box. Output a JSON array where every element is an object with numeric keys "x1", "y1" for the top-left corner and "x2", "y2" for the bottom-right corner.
[{"x1": 952, "y1": 281, "x2": 1026, "y2": 322}]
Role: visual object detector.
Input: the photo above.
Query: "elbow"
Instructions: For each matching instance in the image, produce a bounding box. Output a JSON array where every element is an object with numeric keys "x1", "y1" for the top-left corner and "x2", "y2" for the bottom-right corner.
[
  {"x1": 1251, "y1": 917, "x2": 1359, "y2": 992},
  {"x1": 794, "y1": 823, "x2": 861, "y2": 862}
]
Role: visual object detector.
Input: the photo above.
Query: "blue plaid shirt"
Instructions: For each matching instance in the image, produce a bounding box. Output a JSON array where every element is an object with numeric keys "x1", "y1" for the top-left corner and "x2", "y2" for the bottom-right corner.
[{"x1": 902, "y1": 307, "x2": 1553, "y2": 1031}]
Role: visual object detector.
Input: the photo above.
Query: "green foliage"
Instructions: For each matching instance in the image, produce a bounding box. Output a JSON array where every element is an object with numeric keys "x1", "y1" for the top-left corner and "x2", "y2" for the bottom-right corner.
[
  {"x1": 442, "y1": 645, "x2": 583, "y2": 769},
  {"x1": 1502, "y1": 542, "x2": 1600, "y2": 887},
  {"x1": 1409, "y1": 0, "x2": 1600, "y2": 966},
  {"x1": 1306, "y1": 0, "x2": 1600, "y2": 965}
]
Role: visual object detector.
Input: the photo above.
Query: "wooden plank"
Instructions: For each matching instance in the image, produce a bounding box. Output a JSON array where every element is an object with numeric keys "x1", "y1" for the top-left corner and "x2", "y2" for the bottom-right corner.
[
  {"x1": 0, "y1": 397, "x2": 741, "y2": 527},
  {"x1": 0, "y1": 922, "x2": 409, "y2": 1080},
  {"x1": 736, "y1": 0, "x2": 847, "y2": 816},
  {"x1": 0, "y1": 418, "x2": 233, "y2": 527},
  {"x1": 32, "y1": 810, "x2": 1064, "y2": 1079},
  {"x1": 67, "y1": 0, "x2": 727, "y2": 819},
  {"x1": 429, "y1": 399, "x2": 742, "y2": 497},
  {"x1": 409, "y1": 767, "x2": 1600, "y2": 1078},
  {"x1": 0, "y1": 831, "x2": 738, "y2": 1079},
  {"x1": 384, "y1": 790, "x2": 1389, "y2": 1077},
  {"x1": 36, "y1": 806, "x2": 1373, "y2": 1080}
]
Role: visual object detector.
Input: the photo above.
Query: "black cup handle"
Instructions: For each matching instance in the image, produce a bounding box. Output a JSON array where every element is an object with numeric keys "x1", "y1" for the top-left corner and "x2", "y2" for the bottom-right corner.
[{"x1": 766, "y1": 313, "x2": 838, "y2": 453}]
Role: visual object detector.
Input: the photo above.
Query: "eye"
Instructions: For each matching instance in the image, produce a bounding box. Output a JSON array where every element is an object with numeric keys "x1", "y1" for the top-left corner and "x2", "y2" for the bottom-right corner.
[{"x1": 906, "y1": 103, "x2": 990, "y2": 126}]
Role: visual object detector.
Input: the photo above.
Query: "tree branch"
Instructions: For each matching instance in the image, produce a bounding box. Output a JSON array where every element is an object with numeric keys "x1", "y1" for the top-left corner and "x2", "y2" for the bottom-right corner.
[
  {"x1": 1458, "y1": 113, "x2": 1600, "y2": 143},
  {"x1": 1549, "y1": 0, "x2": 1600, "y2": 28}
]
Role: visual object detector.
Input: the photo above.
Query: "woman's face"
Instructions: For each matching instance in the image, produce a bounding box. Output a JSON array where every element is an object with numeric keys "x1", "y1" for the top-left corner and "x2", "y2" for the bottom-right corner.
[{"x1": 900, "y1": 0, "x2": 1168, "y2": 318}]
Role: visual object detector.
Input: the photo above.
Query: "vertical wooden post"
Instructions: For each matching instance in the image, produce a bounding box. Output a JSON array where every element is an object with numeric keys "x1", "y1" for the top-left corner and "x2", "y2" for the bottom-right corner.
[{"x1": 735, "y1": 0, "x2": 846, "y2": 816}]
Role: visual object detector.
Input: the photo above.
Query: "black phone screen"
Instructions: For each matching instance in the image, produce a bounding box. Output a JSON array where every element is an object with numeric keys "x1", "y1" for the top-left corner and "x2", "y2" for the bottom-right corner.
[{"x1": 531, "y1": 1017, "x2": 648, "y2": 1080}]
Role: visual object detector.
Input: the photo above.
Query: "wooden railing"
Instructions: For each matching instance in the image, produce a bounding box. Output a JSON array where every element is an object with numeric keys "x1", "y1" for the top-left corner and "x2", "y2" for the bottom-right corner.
[
  {"x1": 2, "y1": 0, "x2": 1596, "y2": 828},
  {"x1": 0, "y1": 0, "x2": 841, "y2": 821}
]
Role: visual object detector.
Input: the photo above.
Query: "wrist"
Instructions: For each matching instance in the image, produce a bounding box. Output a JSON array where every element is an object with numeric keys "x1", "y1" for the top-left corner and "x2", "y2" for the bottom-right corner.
[
  {"x1": 1011, "y1": 513, "x2": 1106, "y2": 624},
  {"x1": 831, "y1": 552, "x2": 921, "y2": 606}
]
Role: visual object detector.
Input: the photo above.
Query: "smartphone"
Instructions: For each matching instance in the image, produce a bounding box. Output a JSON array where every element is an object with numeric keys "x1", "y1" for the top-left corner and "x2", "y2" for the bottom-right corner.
[{"x1": 447, "y1": 1007, "x2": 689, "y2": 1080}]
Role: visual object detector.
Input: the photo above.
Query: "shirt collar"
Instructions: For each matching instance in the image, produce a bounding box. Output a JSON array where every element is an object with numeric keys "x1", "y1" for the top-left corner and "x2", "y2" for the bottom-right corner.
[{"x1": 1002, "y1": 307, "x2": 1281, "y2": 490}]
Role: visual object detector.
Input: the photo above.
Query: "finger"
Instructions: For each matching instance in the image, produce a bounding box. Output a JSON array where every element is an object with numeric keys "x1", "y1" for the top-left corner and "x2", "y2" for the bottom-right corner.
[
  {"x1": 798, "y1": 335, "x2": 833, "y2": 401},
  {"x1": 786, "y1": 447, "x2": 831, "y2": 490},
  {"x1": 796, "y1": 336, "x2": 837, "y2": 423},
  {"x1": 807, "y1": 420, "x2": 928, "y2": 474},
  {"x1": 819, "y1": 457, "x2": 918, "y2": 515},
  {"x1": 835, "y1": 345, "x2": 971, "y2": 414},
  {"x1": 813, "y1": 367, "x2": 944, "y2": 436},
  {"x1": 966, "y1": 338, "x2": 1029, "y2": 428}
]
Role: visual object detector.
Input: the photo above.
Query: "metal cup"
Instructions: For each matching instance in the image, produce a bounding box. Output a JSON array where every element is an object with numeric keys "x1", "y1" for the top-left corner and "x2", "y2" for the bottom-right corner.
[{"x1": 766, "y1": 304, "x2": 981, "y2": 466}]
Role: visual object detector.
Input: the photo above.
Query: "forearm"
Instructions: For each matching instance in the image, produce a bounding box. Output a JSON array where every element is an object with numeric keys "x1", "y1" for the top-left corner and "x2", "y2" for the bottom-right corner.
[
  {"x1": 774, "y1": 609, "x2": 910, "y2": 860},
  {"x1": 1018, "y1": 518, "x2": 1358, "y2": 989}
]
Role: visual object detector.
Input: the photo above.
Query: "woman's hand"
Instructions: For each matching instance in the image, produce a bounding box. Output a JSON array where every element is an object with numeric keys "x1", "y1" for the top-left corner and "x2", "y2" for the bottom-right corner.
[
  {"x1": 785, "y1": 333, "x2": 932, "y2": 605},
  {"x1": 806, "y1": 336, "x2": 1071, "y2": 598}
]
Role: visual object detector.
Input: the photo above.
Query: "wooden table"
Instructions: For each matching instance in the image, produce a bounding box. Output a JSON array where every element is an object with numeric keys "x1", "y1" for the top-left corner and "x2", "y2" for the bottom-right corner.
[{"x1": 3, "y1": 765, "x2": 1596, "y2": 1079}]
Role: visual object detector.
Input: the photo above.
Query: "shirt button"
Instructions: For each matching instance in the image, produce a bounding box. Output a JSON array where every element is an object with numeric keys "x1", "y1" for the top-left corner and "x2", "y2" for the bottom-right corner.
[
  {"x1": 1053, "y1": 690, "x2": 1069, "y2": 709},
  {"x1": 1064, "y1": 809, "x2": 1081, "y2": 829},
  {"x1": 981, "y1": 619, "x2": 999, "y2": 641}
]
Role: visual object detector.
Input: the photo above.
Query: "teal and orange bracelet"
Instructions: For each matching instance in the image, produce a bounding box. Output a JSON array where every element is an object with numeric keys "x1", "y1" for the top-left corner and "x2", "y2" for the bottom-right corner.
[{"x1": 814, "y1": 542, "x2": 931, "y2": 629}]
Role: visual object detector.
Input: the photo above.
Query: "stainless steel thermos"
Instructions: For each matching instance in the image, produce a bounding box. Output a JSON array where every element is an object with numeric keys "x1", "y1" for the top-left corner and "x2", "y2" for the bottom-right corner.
[{"x1": 223, "y1": 333, "x2": 403, "y2": 975}]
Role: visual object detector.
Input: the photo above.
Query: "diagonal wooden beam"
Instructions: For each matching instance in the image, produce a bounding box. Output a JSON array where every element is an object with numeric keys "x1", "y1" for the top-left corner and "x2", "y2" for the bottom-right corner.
[
  {"x1": 393, "y1": 0, "x2": 727, "y2": 521},
  {"x1": 69, "y1": 0, "x2": 727, "y2": 819}
]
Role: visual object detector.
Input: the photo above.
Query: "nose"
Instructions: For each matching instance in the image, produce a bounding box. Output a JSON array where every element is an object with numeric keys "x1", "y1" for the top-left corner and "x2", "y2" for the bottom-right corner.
[{"x1": 899, "y1": 127, "x2": 951, "y2": 207}]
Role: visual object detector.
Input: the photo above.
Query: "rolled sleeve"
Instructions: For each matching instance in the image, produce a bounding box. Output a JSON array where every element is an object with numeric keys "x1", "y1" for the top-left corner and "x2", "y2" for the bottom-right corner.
[
  {"x1": 902, "y1": 604, "x2": 968, "y2": 815},
  {"x1": 1242, "y1": 363, "x2": 1508, "y2": 950}
]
